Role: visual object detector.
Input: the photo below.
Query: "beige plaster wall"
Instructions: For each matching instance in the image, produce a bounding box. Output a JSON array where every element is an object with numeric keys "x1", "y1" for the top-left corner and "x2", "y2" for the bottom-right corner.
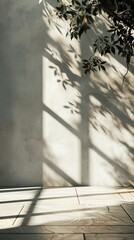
[
  {"x1": 42, "y1": 1, "x2": 134, "y2": 187},
  {"x1": 0, "y1": 0, "x2": 133, "y2": 187}
]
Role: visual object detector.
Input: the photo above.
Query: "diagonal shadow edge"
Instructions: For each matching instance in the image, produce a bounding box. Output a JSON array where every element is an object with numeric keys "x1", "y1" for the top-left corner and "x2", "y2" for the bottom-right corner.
[
  {"x1": 44, "y1": 157, "x2": 80, "y2": 186},
  {"x1": 42, "y1": 103, "x2": 134, "y2": 185}
]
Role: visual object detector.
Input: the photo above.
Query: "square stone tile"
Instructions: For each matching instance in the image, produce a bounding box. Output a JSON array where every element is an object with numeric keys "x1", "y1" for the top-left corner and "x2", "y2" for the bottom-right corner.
[
  {"x1": 0, "y1": 187, "x2": 78, "y2": 205},
  {"x1": 37, "y1": 187, "x2": 78, "y2": 204},
  {"x1": 15, "y1": 203, "x2": 133, "y2": 227},
  {"x1": 115, "y1": 188, "x2": 134, "y2": 201},
  {"x1": 121, "y1": 203, "x2": 134, "y2": 221},
  {"x1": 14, "y1": 204, "x2": 108, "y2": 226},
  {"x1": 76, "y1": 187, "x2": 123, "y2": 205},
  {"x1": 0, "y1": 204, "x2": 24, "y2": 229},
  {"x1": 0, "y1": 187, "x2": 42, "y2": 204},
  {"x1": 85, "y1": 233, "x2": 134, "y2": 240},
  {"x1": 2, "y1": 221, "x2": 134, "y2": 234},
  {"x1": 118, "y1": 192, "x2": 134, "y2": 201},
  {"x1": 0, "y1": 233, "x2": 84, "y2": 240},
  {"x1": 94, "y1": 205, "x2": 134, "y2": 225}
]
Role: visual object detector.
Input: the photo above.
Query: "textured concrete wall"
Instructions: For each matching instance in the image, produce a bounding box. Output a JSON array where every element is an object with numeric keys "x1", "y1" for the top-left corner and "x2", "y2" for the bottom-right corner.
[
  {"x1": 0, "y1": 0, "x2": 43, "y2": 186},
  {"x1": 0, "y1": 0, "x2": 133, "y2": 187}
]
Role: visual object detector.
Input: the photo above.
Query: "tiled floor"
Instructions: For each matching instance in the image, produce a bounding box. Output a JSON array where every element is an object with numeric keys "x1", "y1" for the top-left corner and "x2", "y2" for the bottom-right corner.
[{"x1": 0, "y1": 187, "x2": 134, "y2": 239}]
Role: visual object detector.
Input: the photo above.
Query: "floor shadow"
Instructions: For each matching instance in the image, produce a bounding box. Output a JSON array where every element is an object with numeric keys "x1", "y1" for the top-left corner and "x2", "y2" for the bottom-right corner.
[{"x1": 0, "y1": 187, "x2": 134, "y2": 238}]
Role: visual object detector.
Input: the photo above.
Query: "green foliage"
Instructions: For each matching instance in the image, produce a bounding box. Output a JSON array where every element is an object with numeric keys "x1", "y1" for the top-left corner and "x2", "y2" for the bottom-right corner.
[
  {"x1": 82, "y1": 57, "x2": 106, "y2": 74},
  {"x1": 55, "y1": 0, "x2": 134, "y2": 76}
]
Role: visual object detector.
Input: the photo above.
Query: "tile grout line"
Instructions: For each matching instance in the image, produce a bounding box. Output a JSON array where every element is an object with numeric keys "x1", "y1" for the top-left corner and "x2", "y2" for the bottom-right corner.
[
  {"x1": 125, "y1": 190, "x2": 134, "y2": 201},
  {"x1": 130, "y1": 192, "x2": 134, "y2": 198},
  {"x1": 114, "y1": 187, "x2": 125, "y2": 201},
  {"x1": 121, "y1": 205, "x2": 134, "y2": 223},
  {"x1": 12, "y1": 205, "x2": 25, "y2": 226},
  {"x1": 120, "y1": 189, "x2": 134, "y2": 201},
  {"x1": 119, "y1": 193, "x2": 125, "y2": 200},
  {"x1": 83, "y1": 233, "x2": 87, "y2": 240},
  {"x1": 75, "y1": 187, "x2": 80, "y2": 205}
]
